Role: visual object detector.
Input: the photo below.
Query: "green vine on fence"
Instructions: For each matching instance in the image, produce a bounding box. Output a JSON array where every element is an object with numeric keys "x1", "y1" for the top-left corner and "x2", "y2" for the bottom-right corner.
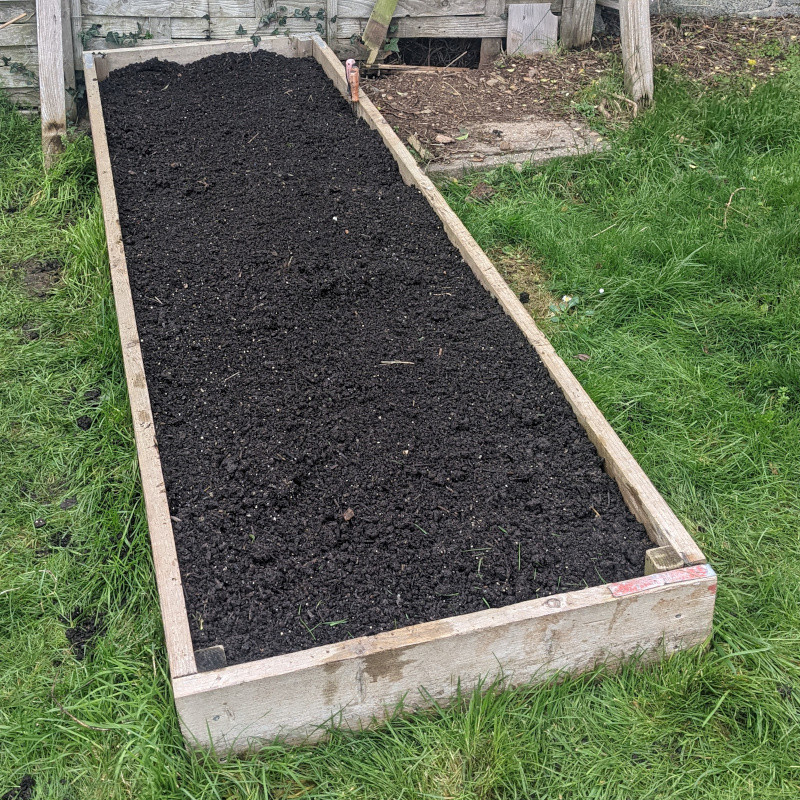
[
  {"x1": 259, "y1": 4, "x2": 326, "y2": 37},
  {"x1": 0, "y1": 55, "x2": 37, "y2": 83}
]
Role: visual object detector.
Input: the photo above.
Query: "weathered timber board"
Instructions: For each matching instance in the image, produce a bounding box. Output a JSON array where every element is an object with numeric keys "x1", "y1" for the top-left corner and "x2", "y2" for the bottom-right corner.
[
  {"x1": 85, "y1": 34, "x2": 712, "y2": 752},
  {"x1": 174, "y1": 564, "x2": 716, "y2": 749}
]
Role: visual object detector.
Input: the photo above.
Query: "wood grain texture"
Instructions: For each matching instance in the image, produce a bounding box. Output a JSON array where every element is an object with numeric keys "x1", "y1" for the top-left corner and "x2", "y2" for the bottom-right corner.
[
  {"x1": 338, "y1": 13, "x2": 506, "y2": 38},
  {"x1": 208, "y1": 0, "x2": 254, "y2": 17},
  {"x1": 211, "y1": 17, "x2": 318, "y2": 37},
  {"x1": 80, "y1": 13, "x2": 172, "y2": 47},
  {"x1": 340, "y1": 0, "x2": 484, "y2": 16},
  {"x1": 169, "y1": 16, "x2": 208, "y2": 38},
  {"x1": 81, "y1": 0, "x2": 206, "y2": 16},
  {"x1": 61, "y1": 0, "x2": 76, "y2": 117},
  {"x1": 93, "y1": 33, "x2": 295, "y2": 67},
  {"x1": 312, "y1": 36, "x2": 705, "y2": 566},
  {"x1": 175, "y1": 563, "x2": 716, "y2": 749},
  {"x1": 84, "y1": 51, "x2": 197, "y2": 678},
  {"x1": 620, "y1": 0, "x2": 653, "y2": 104},
  {"x1": 559, "y1": 0, "x2": 593, "y2": 48},
  {"x1": 0, "y1": 0, "x2": 35, "y2": 21},
  {"x1": 645, "y1": 546, "x2": 683, "y2": 576},
  {"x1": 326, "y1": 0, "x2": 336, "y2": 41},
  {"x1": 2, "y1": 85, "x2": 38, "y2": 103},
  {"x1": 506, "y1": 3, "x2": 557, "y2": 55},
  {"x1": 479, "y1": 0, "x2": 502, "y2": 67},
  {"x1": 36, "y1": 0, "x2": 66, "y2": 165},
  {"x1": 0, "y1": 18, "x2": 35, "y2": 43},
  {"x1": 69, "y1": 0, "x2": 81, "y2": 67},
  {"x1": 0, "y1": 43, "x2": 38, "y2": 65}
]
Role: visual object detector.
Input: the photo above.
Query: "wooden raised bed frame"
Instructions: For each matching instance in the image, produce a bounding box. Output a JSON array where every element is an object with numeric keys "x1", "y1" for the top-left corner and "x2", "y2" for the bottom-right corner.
[{"x1": 84, "y1": 35, "x2": 715, "y2": 753}]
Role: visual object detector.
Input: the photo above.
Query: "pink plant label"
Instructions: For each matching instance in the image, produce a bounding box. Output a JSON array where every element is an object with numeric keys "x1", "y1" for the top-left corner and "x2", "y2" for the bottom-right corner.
[{"x1": 608, "y1": 563, "x2": 716, "y2": 597}]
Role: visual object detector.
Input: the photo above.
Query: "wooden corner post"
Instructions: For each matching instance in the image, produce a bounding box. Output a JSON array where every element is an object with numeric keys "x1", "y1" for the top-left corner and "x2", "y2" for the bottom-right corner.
[
  {"x1": 480, "y1": 0, "x2": 505, "y2": 68},
  {"x1": 619, "y1": 0, "x2": 653, "y2": 105},
  {"x1": 36, "y1": 0, "x2": 67, "y2": 167}
]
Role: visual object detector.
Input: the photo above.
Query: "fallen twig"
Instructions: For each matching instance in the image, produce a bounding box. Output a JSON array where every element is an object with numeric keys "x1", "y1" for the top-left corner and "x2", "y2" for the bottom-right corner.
[
  {"x1": 0, "y1": 11, "x2": 28, "y2": 31},
  {"x1": 723, "y1": 187, "x2": 748, "y2": 228}
]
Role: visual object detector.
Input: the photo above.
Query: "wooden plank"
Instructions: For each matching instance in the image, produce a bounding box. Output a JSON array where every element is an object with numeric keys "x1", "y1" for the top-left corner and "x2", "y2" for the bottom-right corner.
[
  {"x1": 0, "y1": 19, "x2": 35, "y2": 43},
  {"x1": 169, "y1": 16, "x2": 208, "y2": 38},
  {"x1": 69, "y1": 0, "x2": 81, "y2": 68},
  {"x1": 208, "y1": 0, "x2": 254, "y2": 16},
  {"x1": 88, "y1": 33, "x2": 298, "y2": 69},
  {"x1": 0, "y1": 0, "x2": 35, "y2": 21},
  {"x1": 0, "y1": 9, "x2": 26, "y2": 26},
  {"x1": 0, "y1": 43, "x2": 38, "y2": 64},
  {"x1": 0, "y1": 58, "x2": 39, "y2": 89},
  {"x1": 3, "y1": 86, "x2": 39, "y2": 105},
  {"x1": 619, "y1": 0, "x2": 652, "y2": 105},
  {"x1": 339, "y1": 0, "x2": 484, "y2": 15},
  {"x1": 314, "y1": 34, "x2": 704, "y2": 565},
  {"x1": 207, "y1": 16, "x2": 317, "y2": 38},
  {"x1": 83, "y1": 50, "x2": 198, "y2": 678},
  {"x1": 362, "y1": 0, "x2": 399, "y2": 66},
  {"x1": 595, "y1": 0, "x2": 618, "y2": 9},
  {"x1": 479, "y1": 0, "x2": 502, "y2": 68},
  {"x1": 506, "y1": 3, "x2": 556, "y2": 55},
  {"x1": 338, "y1": 14, "x2": 506, "y2": 38},
  {"x1": 81, "y1": 0, "x2": 207, "y2": 17},
  {"x1": 326, "y1": 0, "x2": 336, "y2": 42},
  {"x1": 62, "y1": 0, "x2": 76, "y2": 119},
  {"x1": 36, "y1": 0, "x2": 66, "y2": 166},
  {"x1": 645, "y1": 545, "x2": 683, "y2": 576},
  {"x1": 559, "y1": 0, "x2": 593, "y2": 49},
  {"x1": 175, "y1": 564, "x2": 716, "y2": 749},
  {"x1": 79, "y1": 14, "x2": 172, "y2": 48}
]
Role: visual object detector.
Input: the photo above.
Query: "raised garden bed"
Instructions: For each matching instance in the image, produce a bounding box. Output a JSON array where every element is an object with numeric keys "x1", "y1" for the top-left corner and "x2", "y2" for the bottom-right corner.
[{"x1": 84, "y1": 35, "x2": 715, "y2": 753}]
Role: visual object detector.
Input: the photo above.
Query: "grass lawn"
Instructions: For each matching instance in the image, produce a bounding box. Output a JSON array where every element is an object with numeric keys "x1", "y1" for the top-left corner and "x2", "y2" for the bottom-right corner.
[{"x1": 1, "y1": 55, "x2": 799, "y2": 798}]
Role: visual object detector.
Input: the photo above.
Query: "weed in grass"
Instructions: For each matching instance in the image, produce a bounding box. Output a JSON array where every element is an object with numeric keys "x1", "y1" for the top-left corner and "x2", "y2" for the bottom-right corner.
[{"x1": 2, "y1": 58, "x2": 800, "y2": 798}]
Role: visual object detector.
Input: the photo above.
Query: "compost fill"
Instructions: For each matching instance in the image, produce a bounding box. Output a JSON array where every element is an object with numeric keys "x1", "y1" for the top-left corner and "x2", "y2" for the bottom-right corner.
[{"x1": 100, "y1": 51, "x2": 651, "y2": 665}]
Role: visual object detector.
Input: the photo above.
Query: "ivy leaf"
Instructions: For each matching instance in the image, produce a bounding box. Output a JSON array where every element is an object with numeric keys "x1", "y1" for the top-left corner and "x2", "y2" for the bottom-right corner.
[
  {"x1": 236, "y1": 24, "x2": 246, "y2": 35},
  {"x1": 316, "y1": 22, "x2": 324, "y2": 33},
  {"x1": 251, "y1": 33, "x2": 261, "y2": 46},
  {"x1": 383, "y1": 37, "x2": 399, "y2": 53},
  {"x1": 330, "y1": 14, "x2": 337, "y2": 22},
  {"x1": 315, "y1": 8, "x2": 325, "y2": 18}
]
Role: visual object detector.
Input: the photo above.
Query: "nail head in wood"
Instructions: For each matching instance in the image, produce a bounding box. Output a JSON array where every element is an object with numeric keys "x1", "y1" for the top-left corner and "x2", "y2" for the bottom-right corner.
[{"x1": 644, "y1": 545, "x2": 684, "y2": 576}]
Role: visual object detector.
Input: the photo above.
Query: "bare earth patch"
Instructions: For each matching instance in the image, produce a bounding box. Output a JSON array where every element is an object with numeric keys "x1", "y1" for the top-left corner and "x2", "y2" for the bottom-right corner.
[{"x1": 363, "y1": 16, "x2": 800, "y2": 171}]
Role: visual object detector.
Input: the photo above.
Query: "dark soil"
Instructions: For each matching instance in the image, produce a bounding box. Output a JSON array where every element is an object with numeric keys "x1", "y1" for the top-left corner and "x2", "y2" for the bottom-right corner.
[
  {"x1": 99, "y1": 51, "x2": 651, "y2": 666},
  {"x1": 64, "y1": 613, "x2": 104, "y2": 661},
  {"x1": 1, "y1": 775, "x2": 35, "y2": 800}
]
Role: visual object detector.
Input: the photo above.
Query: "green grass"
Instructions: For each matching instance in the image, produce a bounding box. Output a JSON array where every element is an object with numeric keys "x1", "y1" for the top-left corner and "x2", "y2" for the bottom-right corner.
[{"x1": 1, "y1": 59, "x2": 800, "y2": 798}]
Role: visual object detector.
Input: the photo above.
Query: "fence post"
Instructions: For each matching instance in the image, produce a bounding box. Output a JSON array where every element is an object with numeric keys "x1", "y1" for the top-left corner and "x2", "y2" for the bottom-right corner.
[{"x1": 36, "y1": 0, "x2": 67, "y2": 167}]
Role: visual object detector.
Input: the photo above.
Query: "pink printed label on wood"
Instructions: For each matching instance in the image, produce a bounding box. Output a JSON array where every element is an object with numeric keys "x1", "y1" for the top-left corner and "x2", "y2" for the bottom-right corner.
[{"x1": 608, "y1": 564, "x2": 716, "y2": 597}]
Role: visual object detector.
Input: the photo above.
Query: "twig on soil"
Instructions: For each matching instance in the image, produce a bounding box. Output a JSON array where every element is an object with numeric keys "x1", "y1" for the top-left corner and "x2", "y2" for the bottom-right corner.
[
  {"x1": 380, "y1": 360, "x2": 415, "y2": 365},
  {"x1": 443, "y1": 50, "x2": 469, "y2": 69}
]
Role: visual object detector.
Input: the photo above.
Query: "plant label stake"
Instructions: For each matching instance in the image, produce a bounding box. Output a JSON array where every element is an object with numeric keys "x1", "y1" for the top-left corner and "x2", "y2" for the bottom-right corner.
[{"x1": 345, "y1": 59, "x2": 359, "y2": 104}]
